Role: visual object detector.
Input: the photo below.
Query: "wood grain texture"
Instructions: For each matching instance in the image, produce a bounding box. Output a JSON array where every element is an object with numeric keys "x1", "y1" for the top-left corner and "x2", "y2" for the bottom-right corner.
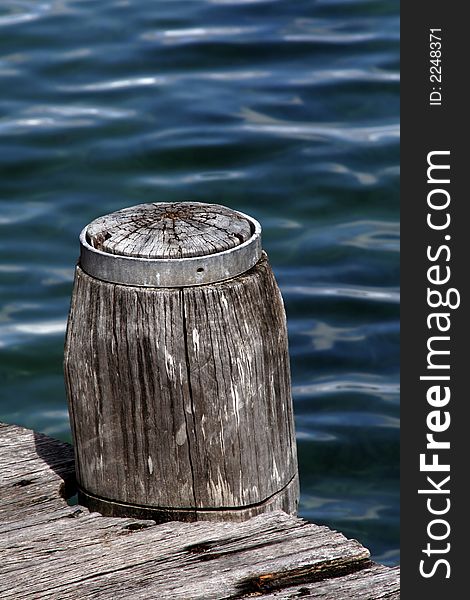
[
  {"x1": 0, "y1": 422, "x2": 400, "y2": 600},
  {"x1": 181, "y1": 255, "x2": 297, "y2": 508},
  {"x1": 86, "y1": 202, "x2": 252, "y2": 259},
  {"x1": 255, "y1": 565, "x2": 400, "y2": 599},
  {"x1": 0, "y1": 423, "x2": 75, "y2": 524},
  {"x1": 64, "y1": 253, "x2": 298, "y2": 517}
]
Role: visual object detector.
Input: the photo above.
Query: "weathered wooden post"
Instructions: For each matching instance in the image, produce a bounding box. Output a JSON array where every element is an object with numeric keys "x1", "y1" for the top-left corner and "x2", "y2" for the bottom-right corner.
[{"x1": 64, "y1": 202, "x2": 299, "y2": 522}]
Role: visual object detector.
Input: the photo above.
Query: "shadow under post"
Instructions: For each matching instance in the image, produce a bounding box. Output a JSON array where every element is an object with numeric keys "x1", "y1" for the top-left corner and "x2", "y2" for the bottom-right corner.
[{"x1": 33, "y1": 430, "x2": 77, "y2": 501}]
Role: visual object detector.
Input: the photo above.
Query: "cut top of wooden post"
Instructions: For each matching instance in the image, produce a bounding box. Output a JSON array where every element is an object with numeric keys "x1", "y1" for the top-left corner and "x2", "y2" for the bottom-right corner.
[
  {"x1": 87, "y1": 202, "x2": 252, "y2": 258},
  {"x1": 80, "y1": 202, "x2": 262, "y2": 287}
]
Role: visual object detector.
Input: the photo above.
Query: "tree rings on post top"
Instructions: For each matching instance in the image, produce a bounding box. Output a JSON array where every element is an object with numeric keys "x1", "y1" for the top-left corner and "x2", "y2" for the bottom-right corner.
[{"x1": 79, "y1": 202, "x2": 262, "y2": 288}]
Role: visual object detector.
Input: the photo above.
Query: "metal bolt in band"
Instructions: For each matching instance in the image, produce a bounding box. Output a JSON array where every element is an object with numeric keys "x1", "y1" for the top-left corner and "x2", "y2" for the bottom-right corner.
[{"x1": 79, "y1": 211, "x2": 262, "y2": 288}]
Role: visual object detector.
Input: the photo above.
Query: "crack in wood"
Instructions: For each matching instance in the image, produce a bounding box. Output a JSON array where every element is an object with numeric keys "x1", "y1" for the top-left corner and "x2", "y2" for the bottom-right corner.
[
  {"x1": 180, "y1": 288, "x2": 199, "y2": 510},
  {"x1": 85, "y1": 202, "x2": 252, "y2": 259},
  {"x1": 230, "y1": 558, "x2": 375, "y2": 598}
]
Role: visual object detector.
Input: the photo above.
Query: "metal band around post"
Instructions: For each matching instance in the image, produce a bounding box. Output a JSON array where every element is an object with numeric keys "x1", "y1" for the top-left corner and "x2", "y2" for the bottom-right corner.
[{"x1": 79, "y1": 212, "x2": 262, "y2": 288}]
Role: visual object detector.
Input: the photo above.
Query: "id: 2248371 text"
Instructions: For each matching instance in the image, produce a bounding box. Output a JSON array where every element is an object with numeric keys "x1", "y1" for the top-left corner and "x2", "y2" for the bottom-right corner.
[{"x1": 429, "y1": 28, "x2": 442, "y2": 106}]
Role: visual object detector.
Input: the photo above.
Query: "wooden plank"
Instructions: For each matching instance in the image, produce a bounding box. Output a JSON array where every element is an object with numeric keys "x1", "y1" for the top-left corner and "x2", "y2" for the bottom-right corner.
[
  {"x1": 0, "y1": 423, "x2": 75, "y2": 523},
  {"x1": 0, "y1": 509, "x2": 371, "y2": 599},
  {"x1": 257, "y1": 565, "x2": 400, "y2": 599},
  {"x1": 0, "y1": 423, "x2": 400, "y2": 600}
]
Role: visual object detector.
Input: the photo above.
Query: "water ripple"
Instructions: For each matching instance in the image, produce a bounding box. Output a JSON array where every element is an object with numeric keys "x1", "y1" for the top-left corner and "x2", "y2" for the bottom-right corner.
[
  {"x1": 0, "y1": 105, "x2": 136, "y2": 136},
  {"x1": 25, "y1": 105, "x2": 136, "y2": 119},
  {"x1": 282, "y1": 15, "x2": 398, "y2": 45},
  {"x1": 313, "y1": 412, "x2": 399, "y2": 429},
  {"x1": 142, "y1": 26, "x2": 261, "y2": 45},
  {"x1": 288, "y1": 68, "x2": 399, "y2": 86},
  {"x1": 141, "y1": 170, "x2": 246, "y2": 186},
  {"x1": 0, "y1": 2, "x2": 51, "y2": 28},
  {"x1": 0, "y1": 319, "x2": 66, "y2": 348},
  {"x1": 206, "y1": 0, "x2": 275, "y2": 4},
  {"x1": 293, "y1": 378, "x2": 399, "y2": 399},
  {"x1": 195, "y1": 70, "x2": 270, "y2": 81},
  {"x1": 299, "y1": 321, "x2": 365, "y2": 351},
  {"x1": 0, "y1": 116, "x2": 92, "y2": 135},
  {"x1": 240, "y1": 108, "x2": 399, "y2": 144},
  {"x1": 61, "y1": 76, "x2": 169, "y2": 92},
  {"x1": 336, "y1": 220, "x2": 400, "y2": 251},
  {"x1": 316, "y1": 162, "x2": 378, "y2": 186},
  {"x1": 0, "y1": 202, "x2": 50, "y2": 225},
  {"x1": 283, "y1": 32, "x2": 377, "y2": 44},
  {"x1": 282, "y1": 284, "x2": 400, "y2": 303},
  {"x1": 297, "y1": 430, "x2": 337, "y2": 442}
]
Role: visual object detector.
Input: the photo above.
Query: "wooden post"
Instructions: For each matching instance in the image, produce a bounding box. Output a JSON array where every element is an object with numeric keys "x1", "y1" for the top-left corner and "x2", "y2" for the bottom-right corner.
[{"x1": 64, "y1": 202, "x2": 299, "y2": 522}]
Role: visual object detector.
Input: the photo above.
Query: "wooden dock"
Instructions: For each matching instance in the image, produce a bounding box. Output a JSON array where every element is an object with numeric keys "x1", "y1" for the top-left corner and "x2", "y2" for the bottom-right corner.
[{"x1": 0, "y1": 422, "x2": 400, "y2": 599}]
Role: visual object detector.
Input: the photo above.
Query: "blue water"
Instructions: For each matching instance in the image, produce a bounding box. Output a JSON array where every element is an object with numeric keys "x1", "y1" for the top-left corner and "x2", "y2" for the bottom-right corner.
[{"x1": 0, "y1": 0, "x2": 399, "y2": 565}]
